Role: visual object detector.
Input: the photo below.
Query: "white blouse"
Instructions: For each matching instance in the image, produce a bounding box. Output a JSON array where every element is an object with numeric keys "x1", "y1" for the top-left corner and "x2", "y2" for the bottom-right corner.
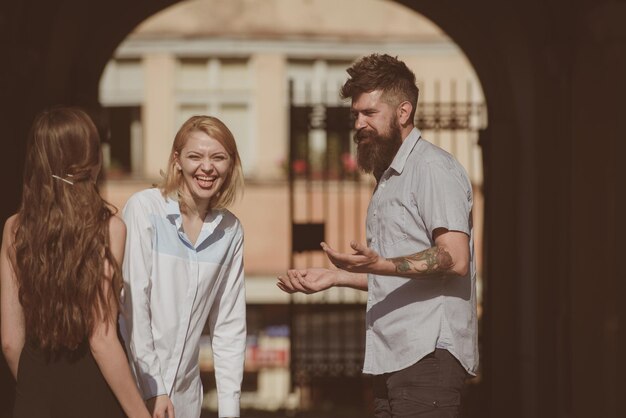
[{"x1": 119, "y1": 188, "x2": 246, "y2": 418}]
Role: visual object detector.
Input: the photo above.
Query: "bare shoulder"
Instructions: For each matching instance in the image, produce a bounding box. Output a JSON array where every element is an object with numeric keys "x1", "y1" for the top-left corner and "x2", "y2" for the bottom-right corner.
[
  {"x1": 107, "y1": 215, "x2": 127, "y2": 244},
  {"x1": 106, "y1": 215, "x2": 126, "y2": 266},
  {"x1": 2, "y1": 214, "x2": 19, "y2": 246},
  {"x1": 108, "y1": 215, "x2": 126, "y2": 235}
]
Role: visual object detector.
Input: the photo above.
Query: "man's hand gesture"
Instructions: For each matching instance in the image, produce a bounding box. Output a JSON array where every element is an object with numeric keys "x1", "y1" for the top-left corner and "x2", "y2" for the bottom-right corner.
[
  {"x1": 321, "y1": 241, "x2": 385, "y2": 274},
  {"x1": 277, "y1": 268, "x2": 338, "y2": 294}
]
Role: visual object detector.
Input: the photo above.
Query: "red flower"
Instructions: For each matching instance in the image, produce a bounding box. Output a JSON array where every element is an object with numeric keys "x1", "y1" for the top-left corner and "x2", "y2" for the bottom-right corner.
[{"x1": 291, "y1": 159, "x2": 308, "y2": 174}]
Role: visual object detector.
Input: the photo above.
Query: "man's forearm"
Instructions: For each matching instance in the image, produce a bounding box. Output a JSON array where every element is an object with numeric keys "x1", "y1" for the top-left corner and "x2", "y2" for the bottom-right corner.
[
  {"x1": 386, "y1": 246, "x2": 456, "y2": 279},
  {"x1": 335, "y1": 270, "x2": 368, "y2": 290}
]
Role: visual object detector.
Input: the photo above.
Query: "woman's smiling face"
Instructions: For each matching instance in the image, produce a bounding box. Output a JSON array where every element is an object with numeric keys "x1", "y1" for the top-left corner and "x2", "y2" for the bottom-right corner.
[{"x1": 175, "y1": 130, "x2": 232, "y2": 210}]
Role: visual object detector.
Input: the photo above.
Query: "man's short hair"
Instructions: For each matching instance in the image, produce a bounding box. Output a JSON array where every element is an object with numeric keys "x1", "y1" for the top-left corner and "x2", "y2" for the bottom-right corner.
[{"x1": 340, "y1": 54, "x2": 419, "y2": 121}]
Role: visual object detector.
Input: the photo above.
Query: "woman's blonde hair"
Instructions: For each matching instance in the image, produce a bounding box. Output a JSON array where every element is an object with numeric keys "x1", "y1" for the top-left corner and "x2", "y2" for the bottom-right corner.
[
  {"x1": 159, "y1": 115, "x2": 244, "y2": 212},
  {"x1": 13, "y1": 106, "x2": 121, "y2": 352}
]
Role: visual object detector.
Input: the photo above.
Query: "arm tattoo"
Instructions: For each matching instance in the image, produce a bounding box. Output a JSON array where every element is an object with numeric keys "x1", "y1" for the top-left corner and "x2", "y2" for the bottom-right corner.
[{"x1": 388, "y1": 246, "x2": 454, "y2": 275}]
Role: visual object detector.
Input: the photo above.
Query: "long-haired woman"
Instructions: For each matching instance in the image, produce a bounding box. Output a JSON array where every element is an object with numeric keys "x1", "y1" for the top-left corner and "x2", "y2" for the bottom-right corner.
[
  {"x1": 0, "y1": 107, "x2": 150, "y2": 418},
  {"x1": 119, "y1": 115, "x2": 246, "y2": 418}
]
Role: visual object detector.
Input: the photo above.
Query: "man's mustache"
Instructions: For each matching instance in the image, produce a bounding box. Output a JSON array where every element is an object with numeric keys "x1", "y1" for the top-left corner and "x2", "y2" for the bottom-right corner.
[{"x1": 354, "y1": 128, "x2": 376, "y2": 144}]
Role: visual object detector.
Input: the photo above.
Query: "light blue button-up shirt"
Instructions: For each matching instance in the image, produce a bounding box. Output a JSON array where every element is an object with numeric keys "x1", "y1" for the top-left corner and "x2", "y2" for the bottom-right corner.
[
  {"x1": 119, "y1": 188, "x2": 246, "y2": 417},
  {"x1": 363, "y1": 128, "x2": 478, "y2": 376}
]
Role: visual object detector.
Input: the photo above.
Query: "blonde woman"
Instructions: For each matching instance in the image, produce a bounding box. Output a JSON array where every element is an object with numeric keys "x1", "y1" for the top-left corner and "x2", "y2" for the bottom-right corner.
[
  {"x1": 120, "y1": 116, "x2": 246, "y2": 418},
  {"x1": 0, "y1": 107, "x2": 150, "y2": 418}
]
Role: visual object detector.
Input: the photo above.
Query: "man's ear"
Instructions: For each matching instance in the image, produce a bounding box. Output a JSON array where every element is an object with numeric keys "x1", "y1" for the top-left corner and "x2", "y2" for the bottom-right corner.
[{"x1": 397, "y1": 101, "x2": 413, "y2": 125}]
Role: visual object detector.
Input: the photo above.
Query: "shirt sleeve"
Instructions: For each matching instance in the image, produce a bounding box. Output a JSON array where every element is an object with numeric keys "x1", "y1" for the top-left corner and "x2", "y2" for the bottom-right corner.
[
  {"x1": 415, "y1": 159, "x2": 472, "y2": 239},
  {"x1": 207, "y1": 222, "x2": 246, "y2": 418},
  {"x1": 120, "y1": 193, "x2": 168, "y2": 400}
]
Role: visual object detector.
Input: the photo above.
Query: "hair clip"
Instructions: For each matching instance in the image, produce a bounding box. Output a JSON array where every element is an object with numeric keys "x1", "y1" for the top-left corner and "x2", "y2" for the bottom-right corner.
[{"x1": 52, "y1": 174, "x2": 74, "y2": 185}]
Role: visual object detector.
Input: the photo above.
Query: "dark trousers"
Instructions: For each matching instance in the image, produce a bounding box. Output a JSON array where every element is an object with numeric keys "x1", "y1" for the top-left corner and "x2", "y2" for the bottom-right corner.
[{"x1": 373, "y1": 349, "x2": 468, "y2": 418}]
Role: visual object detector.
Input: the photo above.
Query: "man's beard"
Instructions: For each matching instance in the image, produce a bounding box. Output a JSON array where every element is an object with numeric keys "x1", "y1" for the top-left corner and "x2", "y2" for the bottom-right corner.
[{"x1": 354, "y1": 118, "x2": 402, "y2": 180}]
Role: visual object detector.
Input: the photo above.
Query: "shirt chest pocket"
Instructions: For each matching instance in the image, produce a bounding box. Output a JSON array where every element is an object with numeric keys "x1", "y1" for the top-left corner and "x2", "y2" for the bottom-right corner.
[{"x1": 379, "y1": 201, "x2": 408, "y2": 246}]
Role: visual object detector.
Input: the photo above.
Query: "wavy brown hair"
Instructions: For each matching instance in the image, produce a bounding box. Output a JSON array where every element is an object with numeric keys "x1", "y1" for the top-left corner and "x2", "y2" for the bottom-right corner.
[
  {"x1": 159, "y1": 115, "x2": 244, "y2": 213},
  {"x1": 12, "y1": 107, "x2": 121, "y2": 352},
  {"x1": 340, "y1": 53, "x2": 420, "y2": 121}
]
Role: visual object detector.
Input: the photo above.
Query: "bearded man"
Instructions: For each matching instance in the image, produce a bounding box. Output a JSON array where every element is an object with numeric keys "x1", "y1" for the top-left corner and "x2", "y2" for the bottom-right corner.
[{"x1": 278, "y1": 54, "x2": 478, "y2": 418}]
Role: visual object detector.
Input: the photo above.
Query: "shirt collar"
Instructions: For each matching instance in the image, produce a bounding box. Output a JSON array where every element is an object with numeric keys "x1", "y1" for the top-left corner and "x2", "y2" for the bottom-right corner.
[
  {"x1": 388, "y1": 127, "x2": 421, "y2": 175},
  {"x1": 164, "y1": 195, "x2": 225, "y2": 249},
  {"x1": 165, "y1": 195, "x2": 181, "y2": 216}
]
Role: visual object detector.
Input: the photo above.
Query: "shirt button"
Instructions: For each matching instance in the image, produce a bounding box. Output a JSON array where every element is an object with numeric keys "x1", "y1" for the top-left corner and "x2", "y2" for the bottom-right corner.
[{"x1": 371, "y1": 238, "x2": 376, "y2": 244}]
